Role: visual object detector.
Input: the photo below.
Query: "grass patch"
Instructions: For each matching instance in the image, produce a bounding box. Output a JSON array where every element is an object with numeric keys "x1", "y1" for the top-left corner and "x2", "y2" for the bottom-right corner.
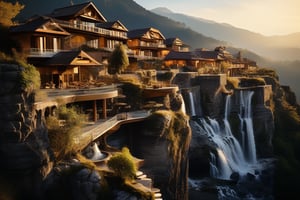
[{"x1": 107, "y1": 147, "x2": 137, "y2": 180}]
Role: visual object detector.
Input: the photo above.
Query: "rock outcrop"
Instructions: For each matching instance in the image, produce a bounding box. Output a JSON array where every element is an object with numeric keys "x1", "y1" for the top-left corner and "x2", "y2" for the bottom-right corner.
[
  {"x1": 0, "y1": 63, "x2": 53, "y2": 199},
  {"x1": 106, "y1": 93, "x2": 192, "y2": 200}
]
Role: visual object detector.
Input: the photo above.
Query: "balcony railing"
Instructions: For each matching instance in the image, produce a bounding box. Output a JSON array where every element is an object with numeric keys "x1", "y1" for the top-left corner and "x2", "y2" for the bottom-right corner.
[
  {"x1": 53, "y1": 19, "x2": 127, "y2": 39},
  {"x1": 27, "y1": 48, "x2": 60, "y2": 57},
  {"x1": 139, "y1": 41, "x2": 166, "y2": 48}
]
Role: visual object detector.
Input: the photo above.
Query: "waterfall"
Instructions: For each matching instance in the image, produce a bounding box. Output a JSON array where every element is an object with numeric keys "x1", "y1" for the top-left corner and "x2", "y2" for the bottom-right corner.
[
  {"x1": 196, "y1": 91, "x2": 257, "y2": 179},
  {"x1": 91, "y1": 143, "x2": 106, "y2": 160},
  {"x1": 239, "y1": 90, "x2": 257, "y2": 163},
  {"x1": 188, "y1": 91, "x2": 196, "y2": 116},
  {"x1": 201, "y1": 117, "x2": 248, "y2": 179}
]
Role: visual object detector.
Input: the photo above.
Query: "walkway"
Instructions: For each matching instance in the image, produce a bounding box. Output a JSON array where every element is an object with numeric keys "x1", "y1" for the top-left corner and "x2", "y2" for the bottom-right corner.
[{"x1": 74, "y1": 110, "x2": 151, "y2": 150}]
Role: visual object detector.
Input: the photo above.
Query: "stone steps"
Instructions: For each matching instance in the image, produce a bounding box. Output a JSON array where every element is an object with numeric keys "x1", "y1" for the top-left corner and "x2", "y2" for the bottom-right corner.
[{"x1": 135, "y1": 171, "x2": 163, "y2": 200}]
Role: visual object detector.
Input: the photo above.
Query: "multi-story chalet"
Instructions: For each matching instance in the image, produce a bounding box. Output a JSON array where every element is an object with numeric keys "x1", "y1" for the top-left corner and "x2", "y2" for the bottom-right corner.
[
  {"x1": 127, "y1": 27, "x2": 169, "y2": 60},
  {"x1": 10, "y1": 2, "x2": 129, "y2": 88},
  {"x1": 165, "y1": 37, "x2": 190, "y2": 52}
]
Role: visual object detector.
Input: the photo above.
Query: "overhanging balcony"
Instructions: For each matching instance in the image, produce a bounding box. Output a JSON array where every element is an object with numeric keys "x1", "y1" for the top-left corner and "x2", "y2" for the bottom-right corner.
[{"x1": 53, "y1": 19, "x2": 127, "y2": 39}]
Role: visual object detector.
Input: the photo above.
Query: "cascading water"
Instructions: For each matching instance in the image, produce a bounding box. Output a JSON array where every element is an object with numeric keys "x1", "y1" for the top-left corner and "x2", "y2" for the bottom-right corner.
[
  {"x1": 188, "y1": 89, "x2": 274, "y2": 199},
  {"x1": 200, "y1": 91, "x2": 257, "y2": 180},
  {"x1": 188, "y1": 91, "x2": 196, "y2": 116},
  {"x1": 239, "y1": 90, "x2": 257, "y2": 163},
  {"x1": 91, "y1": 142, "x2": 106, "y2": 160}
]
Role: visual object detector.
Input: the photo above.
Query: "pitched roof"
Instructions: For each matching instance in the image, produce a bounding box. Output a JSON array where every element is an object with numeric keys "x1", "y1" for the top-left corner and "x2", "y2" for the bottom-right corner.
[
  {"x1": 10, "y1": 16, "x2": 69, "y2": 35},
  {"x1": 50, "y1": 1, "x2": 106, "y2": 22},
  {"x1": 97, "y1": 20, "x2": 128, "y2": 32},
  {"x1": 44, "y1": 50, "x2": 101, "y2": 66},
  {"x1": 164, "y1": 51, "x2": 197, "y2": 60},
  {"x1": 128, "y1": 27, "x2": 165, "y2": 40},
  {"x1": 165, "y1": 38, "x2": 178, "y2": 46},
  {"x1": 195, "y1": 50, "x2": 222, "y2": 60}
]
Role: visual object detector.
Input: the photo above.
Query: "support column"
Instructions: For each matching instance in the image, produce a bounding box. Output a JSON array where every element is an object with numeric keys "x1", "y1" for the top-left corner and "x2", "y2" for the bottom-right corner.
[
  {"x1": 93, "y1": 100, "x2": 97, "y2": 122},
  {"x1": 102, "y1": 99, "x2": 107, "y2": 119}
]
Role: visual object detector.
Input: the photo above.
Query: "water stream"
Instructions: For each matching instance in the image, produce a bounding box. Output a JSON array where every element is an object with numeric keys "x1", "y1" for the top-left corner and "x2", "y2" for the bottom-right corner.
[{"x1": 188, "y1": 89, "x2": 273, "y2": 199}]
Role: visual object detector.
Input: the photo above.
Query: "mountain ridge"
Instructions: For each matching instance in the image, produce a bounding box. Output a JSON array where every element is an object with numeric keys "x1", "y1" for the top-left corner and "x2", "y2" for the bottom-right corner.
[{"x1": 151, "y1": 6, "x2": 300, "y2": 61}]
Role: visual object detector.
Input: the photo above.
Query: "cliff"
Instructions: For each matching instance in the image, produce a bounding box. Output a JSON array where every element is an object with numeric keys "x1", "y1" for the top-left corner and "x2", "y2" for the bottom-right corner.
[
  {"x1": 263, "y1": 73, "x2": 300, "y2": 199},
  {"x1": 0, "y1": 63, "x2": 53, "y2": 199},
  {"x1": 106, "y1": 93, "x2": 192, "y2": 200}
]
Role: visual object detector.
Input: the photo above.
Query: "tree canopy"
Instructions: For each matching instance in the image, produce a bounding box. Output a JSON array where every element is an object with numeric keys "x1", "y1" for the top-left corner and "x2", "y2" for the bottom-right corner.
[
  {"x1": 108, "y1": 43, "x2": 129, "y2": 74},
  {"x1": 0, "y1": 1, "x2": 24, "y2": 27}
]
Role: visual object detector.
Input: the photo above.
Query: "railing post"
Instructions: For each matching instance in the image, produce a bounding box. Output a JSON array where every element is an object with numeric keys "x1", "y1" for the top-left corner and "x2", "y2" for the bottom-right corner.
[
  {"x1": 102, "y1": 99, "x2": 107, "y2": 119},
  {"x1": 93, "y1": 100, "x2": 97, "y2": 122}
]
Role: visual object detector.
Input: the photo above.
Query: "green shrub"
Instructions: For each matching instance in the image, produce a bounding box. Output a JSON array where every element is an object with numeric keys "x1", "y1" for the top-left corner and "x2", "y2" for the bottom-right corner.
[
  {"x1": 19, "y1": 61, "x2": 40, "y2": 91},
  {"x1": 46, "y1": 105, "x2": 86, "y2": 161},
  {"x1": 107, "y1": 147, "x2": 137, "y2": 180}
]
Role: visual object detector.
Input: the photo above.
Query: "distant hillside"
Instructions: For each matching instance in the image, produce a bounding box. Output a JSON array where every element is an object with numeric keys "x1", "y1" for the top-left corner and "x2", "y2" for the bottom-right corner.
[
  {"x1": 152, "y1": 7, "x2": 300, "y2": 61},
  {"x1": 14, "y1": 0, "x2": 225, "y2": 50}
]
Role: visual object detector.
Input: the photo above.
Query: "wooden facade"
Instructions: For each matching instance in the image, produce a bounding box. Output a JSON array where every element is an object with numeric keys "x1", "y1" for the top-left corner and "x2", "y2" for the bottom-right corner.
[
  {"x1": 10, "y1": 2, "x2": 129, "y2": 88},
  {"x1": 127, "y1": 27, "x2": 169, "y2": 60}
]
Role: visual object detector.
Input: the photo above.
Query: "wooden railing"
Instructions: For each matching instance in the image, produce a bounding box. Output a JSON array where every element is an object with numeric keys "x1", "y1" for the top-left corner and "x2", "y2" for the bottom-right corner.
[{"x1": 53, "y1": 19, "x2": 127, "y2": 39}]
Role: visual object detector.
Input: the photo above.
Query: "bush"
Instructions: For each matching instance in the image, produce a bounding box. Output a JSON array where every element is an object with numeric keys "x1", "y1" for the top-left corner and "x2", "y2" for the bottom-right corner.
[
  {"x1": 46, "y1": 105, "x2": 86, "y2": 161},
  {"x1": 107, "y1": 147, "x2": 137, "y2": 180}
]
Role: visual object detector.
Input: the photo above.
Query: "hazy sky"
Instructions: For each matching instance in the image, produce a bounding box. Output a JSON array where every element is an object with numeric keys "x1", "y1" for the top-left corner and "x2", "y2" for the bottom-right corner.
[{"x1": 134, "y1": 0, "x2": 300, "y2": 36}]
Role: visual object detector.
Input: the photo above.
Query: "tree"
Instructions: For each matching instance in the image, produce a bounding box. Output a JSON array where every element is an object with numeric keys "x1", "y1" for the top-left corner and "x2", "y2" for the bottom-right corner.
[
  {"x1": 108, "y1": 43, "x2": 129, "y2": 74},
  {"x1": 0, "y1": 1, "x2": 24, "y2": 27},
  {"x1": 0, "y1": 1, "x2": 24, "y2": 55}
]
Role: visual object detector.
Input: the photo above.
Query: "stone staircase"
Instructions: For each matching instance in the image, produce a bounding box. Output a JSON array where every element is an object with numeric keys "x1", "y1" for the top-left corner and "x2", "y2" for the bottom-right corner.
[{"x1": 135, "y1": 170, "x2": 163, "y2": 200}]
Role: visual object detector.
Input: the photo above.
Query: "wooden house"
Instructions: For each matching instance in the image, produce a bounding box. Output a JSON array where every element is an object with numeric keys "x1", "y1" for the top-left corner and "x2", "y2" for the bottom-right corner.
[
  {"x1": 127, "y1": 27, "x2": 169, "y2": 60},
  {"x1": 10, "y1": 2, "x2": 129, "y2": 88},
  {"x1": 165, "y1": 37, "x2": 190, "y2": 52}
]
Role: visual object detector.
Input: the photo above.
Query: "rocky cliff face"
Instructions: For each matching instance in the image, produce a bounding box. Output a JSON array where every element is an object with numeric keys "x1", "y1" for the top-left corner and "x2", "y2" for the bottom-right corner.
[
  {"x1": 107, "y1": 93, "x2": 192, "y2": 200},
  {"x1": 173, "y1": 73, "x2": 275, "y2": 179},
  {"x1": 0, "y1": 63, "x2": 53, "y2": 199}
]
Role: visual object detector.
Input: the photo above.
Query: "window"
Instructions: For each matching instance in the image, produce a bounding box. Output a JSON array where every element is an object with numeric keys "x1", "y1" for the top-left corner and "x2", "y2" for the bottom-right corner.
[{"x1": 87, "y1": 39, "x2": 99, "y2": 49}]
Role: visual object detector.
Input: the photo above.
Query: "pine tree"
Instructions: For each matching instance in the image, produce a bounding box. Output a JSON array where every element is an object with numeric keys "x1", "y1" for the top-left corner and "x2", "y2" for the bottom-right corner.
[{"x1": 108, "y1": 44, "x2": 129, "y2": 74}]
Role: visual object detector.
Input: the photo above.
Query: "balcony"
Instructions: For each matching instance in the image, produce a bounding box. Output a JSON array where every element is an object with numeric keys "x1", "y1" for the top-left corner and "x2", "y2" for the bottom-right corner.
[
  {"x1": 27, "y1": 48, "x2": 60, "y2": 57},
  {"x1": 53, "y1": 19, "x2": 127, "y2": 39},
  {"x1": 139, "y1": 41, "x2": 166, "y2": 48}
]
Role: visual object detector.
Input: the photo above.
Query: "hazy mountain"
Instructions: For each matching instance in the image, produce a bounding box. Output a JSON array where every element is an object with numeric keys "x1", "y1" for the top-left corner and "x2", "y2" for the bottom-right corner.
[
  {"x1": 152, "y1": 7, "x2": 300, "y2": 61},
  {"x1": 13, "y1": 0, "x2": 225, "y2": 50}
]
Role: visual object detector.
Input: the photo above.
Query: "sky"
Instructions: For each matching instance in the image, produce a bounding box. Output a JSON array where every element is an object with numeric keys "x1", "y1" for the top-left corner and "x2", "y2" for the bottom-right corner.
[{"x1": 134, "y1": 0, "x2": 300, "y2": 36}]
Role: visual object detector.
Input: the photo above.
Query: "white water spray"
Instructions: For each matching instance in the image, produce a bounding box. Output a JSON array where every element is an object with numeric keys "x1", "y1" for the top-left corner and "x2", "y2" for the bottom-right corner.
[
  {"x1": 239, "y1": 90, "x2": 257, "y2": 163},
  {"x1": 200, "y1": 92, "x2": 257, "y2": 179},
  {"x1": 91, "y1": 143, "x2": 106, "y2": 160},
  {"x1": 188, "y1": 91, "x2": 196, "y2": 116}
]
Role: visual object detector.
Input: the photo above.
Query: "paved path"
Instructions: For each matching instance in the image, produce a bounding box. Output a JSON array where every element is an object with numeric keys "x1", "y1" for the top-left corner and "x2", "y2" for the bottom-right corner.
[{"x1": 74, "y1": 110, "x2": 151, "y2": 150}]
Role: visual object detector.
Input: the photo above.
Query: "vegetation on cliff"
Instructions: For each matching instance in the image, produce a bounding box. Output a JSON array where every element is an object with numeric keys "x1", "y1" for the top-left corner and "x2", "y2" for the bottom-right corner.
[
  {"x1": 261, "y1": 69, "x2": 300, "y2": 199},
  {"x1": 107, "y1": 147, "x2": 137, "y2": 180},
  {"x1": 46, "y1": 105, "x2": 86, "y2": 161},
  {"x1": 146, "y1": 109, "x2": 191, "y2": 200}
]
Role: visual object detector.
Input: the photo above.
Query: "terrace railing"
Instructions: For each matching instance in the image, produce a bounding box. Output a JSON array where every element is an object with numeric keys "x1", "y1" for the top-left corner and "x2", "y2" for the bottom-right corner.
[{"x1": 53, "y1": 19, "x2": 127, "y2": 39}]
